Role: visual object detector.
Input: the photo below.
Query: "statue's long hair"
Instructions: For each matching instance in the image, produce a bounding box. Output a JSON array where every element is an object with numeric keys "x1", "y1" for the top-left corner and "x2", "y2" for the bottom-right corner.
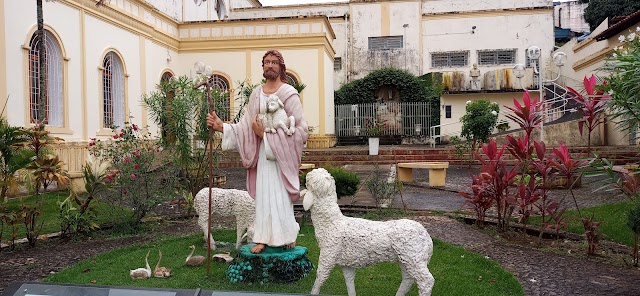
[{"x1": 262, "y1": 50, "x2": 288, "y2": 83}]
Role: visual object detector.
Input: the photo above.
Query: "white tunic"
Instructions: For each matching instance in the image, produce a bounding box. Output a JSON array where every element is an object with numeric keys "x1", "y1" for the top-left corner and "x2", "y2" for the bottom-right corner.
[{"x1": 221, "y1": 91, "x2": 300, "y2": 247}]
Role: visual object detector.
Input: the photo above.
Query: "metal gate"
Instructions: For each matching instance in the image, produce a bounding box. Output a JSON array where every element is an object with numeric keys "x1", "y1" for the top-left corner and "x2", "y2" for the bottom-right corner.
[{"x1": 335, "y1": 102, "x2": 432, "y2": 137}]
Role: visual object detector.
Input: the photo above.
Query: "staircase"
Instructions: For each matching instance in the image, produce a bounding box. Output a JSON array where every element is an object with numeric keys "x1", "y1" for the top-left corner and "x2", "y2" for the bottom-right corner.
[{"x1": 218, "y1": 145, "x2": 640, "y2": 168}]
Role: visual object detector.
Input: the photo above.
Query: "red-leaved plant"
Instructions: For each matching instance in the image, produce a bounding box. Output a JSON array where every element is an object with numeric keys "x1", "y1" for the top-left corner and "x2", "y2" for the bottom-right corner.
[
  {"x1": 550, "y1": 144, "x2": 599, "y2": 254},
  {"x1": 459, "y1": 139, "x2": 519, "y2": 232},
  {"x1": 504, "y1": 90, "x2": 544, "y2": 143},
  {"x1": 567, "y1": 75, "x2": 609, "y2": 152}
]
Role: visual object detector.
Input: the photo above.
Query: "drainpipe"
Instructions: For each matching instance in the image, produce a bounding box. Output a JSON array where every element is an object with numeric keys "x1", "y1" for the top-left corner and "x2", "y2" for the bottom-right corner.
[{"x1": 344, "y1": 12, "x2": 349, "y2": 83}]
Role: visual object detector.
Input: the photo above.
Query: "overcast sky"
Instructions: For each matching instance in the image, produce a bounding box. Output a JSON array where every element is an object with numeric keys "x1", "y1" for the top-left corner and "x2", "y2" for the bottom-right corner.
[{"x1": 260, "y1": 0, "x2": 348, "y2": 6}]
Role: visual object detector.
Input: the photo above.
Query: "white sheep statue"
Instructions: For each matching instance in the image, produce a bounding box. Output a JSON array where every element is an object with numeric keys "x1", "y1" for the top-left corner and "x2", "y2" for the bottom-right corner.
[
  {"x1": 302, "y1": 168, "x2": 435, "y2": 296},
  {"x1": 194, "y1": 187, "x2": 255, "y2": 250},
  {"x1": 259, "y1": 94, "x2": 296, "y2": 135}
]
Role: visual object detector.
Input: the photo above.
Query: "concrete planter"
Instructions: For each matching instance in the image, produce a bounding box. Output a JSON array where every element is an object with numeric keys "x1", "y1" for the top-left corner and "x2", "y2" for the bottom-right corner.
[{"x1": 368, "y1": 137, "x2": 380, "y2": 155}]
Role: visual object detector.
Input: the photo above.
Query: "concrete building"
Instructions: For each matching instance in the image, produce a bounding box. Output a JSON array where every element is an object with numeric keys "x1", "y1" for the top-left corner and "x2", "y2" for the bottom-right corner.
[
  {"x1": 1, "y1": 0, "x2": 562, "y2": 185},
  {"x1": 0, "y1": 0, "x2": 337, "y2": 184},
  {"x1": 233, "y1": 0, "x2": 555, "y2": 140},
  {"x1": 553, "y1": 0, "x2": 590, "y2": 35},
  {"x1": 555, "y1": 9, "x2": 640, "y2": 146}
]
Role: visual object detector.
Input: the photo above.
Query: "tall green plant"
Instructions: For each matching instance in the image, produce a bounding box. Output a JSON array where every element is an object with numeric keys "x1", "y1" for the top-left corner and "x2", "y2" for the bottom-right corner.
[
  {"x1": 143, "y1": 76, "x2": 256, "y2": 198},
  {"x1": 287, "y1": 76, "x2": 306, "y2": 94},
  {"x1": 18, "y1": 124, "x2": 68, "y2": 246},
  {"x1": 0, "y1": 116, "x2": 33, "y2": 202}
]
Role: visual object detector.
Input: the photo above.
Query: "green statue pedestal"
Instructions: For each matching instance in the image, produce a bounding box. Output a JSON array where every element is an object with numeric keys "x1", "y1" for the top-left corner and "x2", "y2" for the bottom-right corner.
[{"x1": 225, "y1": 244, "x2": 314, "y2": 284}]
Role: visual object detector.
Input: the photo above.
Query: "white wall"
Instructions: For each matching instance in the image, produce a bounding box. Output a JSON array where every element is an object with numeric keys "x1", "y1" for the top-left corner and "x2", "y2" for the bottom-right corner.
[
  {"x1": 323, "y1": 51, "x2": 335, "y2": 134},
  {"x1": 229, "y1": 4, "x2": 348, "y2": 19},
  {"x1": 144, "y1": 39, "x2": 177, "y2": 136},
  {"x1": 144, "y1": 0, "x2": 182, "y2": 21},
  {"x1": 4, "y1": 0, "x2": 82, "y2": 138},
  {"x1": 554, "y1": 1, "x2": 589, "y2": 33},
  {"x1": 423, "y1": 11, "x2": 554, "y2": 89},
  {"x1": 423, "y1": 0, "x2": 552, "y2": 14},
  {"x1": 84, "y1": 14, "x2": 142, "y2": 138}
]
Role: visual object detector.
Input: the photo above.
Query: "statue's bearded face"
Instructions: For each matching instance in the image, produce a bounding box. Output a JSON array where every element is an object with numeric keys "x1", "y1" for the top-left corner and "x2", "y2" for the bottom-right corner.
[{"x1": 262, "y1": 54, "x2": 281, "y2": 80}]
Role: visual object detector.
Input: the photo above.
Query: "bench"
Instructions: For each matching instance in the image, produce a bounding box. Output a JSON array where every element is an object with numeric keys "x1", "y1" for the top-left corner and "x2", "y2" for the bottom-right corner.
[
  {"x1": 299, "y1": 163, "x2": 316, "y2": 175},
  {"x1": 397, "y1": 162, "x2": 449, "y2": 187}
]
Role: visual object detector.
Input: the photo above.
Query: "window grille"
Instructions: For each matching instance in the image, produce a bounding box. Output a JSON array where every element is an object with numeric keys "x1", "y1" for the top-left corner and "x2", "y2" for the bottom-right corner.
[
  {"x1": 334, "y1": 57, "x2": 342, "y2": 71},
  {"x1": 103, "y1": 52, "x2": 125, "y2": 128},
  {"x1": 212, "y1": 74, "x2": 231, "y2": 121},
  {"x1": 29, "y1": 30, "x2": 63, "y2": 126},
  {"x1": 431, "y1": 51, "x2": 469, "y2": 68},
  {"x1": 368, "y1": 36, "x2": 403, "y2": 51},
  {"x1": 160, "y1": 71, "x2": 173, "y2": 83},
  {"x1": 477, "y1": 49, "x2": 517, "y2": 66},
  {"x1": 525, "y1": 54, "x2": 538, "y2": 68}
]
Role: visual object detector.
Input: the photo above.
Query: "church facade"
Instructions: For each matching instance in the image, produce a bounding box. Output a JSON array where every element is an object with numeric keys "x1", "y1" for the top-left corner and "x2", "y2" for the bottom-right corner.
[{"x1": 1, "y1": 0, "x2": 559, "y2": 179}]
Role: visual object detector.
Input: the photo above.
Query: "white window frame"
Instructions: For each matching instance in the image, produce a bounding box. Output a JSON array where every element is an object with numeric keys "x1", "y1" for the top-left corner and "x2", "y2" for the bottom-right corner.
[
  {"x1": 28, "y1": 30, "x2": 63, "y2": 127},
  {"x1": 102, "y1": 52, "x2": 125, "y2": 128}
]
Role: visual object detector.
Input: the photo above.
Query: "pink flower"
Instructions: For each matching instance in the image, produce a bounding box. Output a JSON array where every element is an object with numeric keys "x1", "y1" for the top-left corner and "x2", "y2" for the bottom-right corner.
[
  {"x1": 124, "y1": 158, "x2": 130, "y2": 163},
  {"x1": 132, "y1": 124, "x2": 138, "y2": 131},
  {"x1": 130, "y1": 173, "x2": 136, "y2": 180},
  {"x1": 113, "y1": 135, "x2": 119, "y2": 139},
  {"x1": 134, "y1": 164, "x2": 139, "y2": 169},
  {"x1": 106, "y1": 175, "x2": 112, "y2": 181}
]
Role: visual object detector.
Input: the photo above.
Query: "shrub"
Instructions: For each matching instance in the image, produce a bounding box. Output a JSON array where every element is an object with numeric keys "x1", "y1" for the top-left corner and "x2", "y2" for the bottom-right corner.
[
  {"x1": 300, "y1": 166, "x2": 360, "y2": 198},
  {"x1": 365, "y1": 165, "x2": 398, "y2": 210},
  {"x1": 334, "y1": 68, "x2": 437, "y2": 104},
  {"x1": 460, "y1": 100, "x2": 499, "y2": 150},
  {"x1": 89, "y1": 122, "x2": 178, "y2": 226}
]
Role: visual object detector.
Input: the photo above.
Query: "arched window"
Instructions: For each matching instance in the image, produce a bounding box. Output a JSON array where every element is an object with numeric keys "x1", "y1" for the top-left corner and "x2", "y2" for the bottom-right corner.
[
  {"x1": 29, "y1": 30, "x2": 63, "y2": 126},
  {"x1": 160, "y1": 71, "x2": 175, "y2": 143},
  {"x1": 102, "y1": 52, "x2": 125, "y2": 128},
  {"x1": 212, "y1": 74, "x2": 231, "y2": 121},
  {"x1": 286, "y1": 72, "x2": 298, "y2": 85},
  {"x1": 160, "y1": 71, "x2": 173, "y2": 83}
]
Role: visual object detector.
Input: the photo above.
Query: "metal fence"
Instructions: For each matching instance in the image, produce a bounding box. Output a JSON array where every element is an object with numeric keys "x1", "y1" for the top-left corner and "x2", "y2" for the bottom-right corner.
[{"x1": 335, "y1": 102, "x2": 433, "y2": 137}]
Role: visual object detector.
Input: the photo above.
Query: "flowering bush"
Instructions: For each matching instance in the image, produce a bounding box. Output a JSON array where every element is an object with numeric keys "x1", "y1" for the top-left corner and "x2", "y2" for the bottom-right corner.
[
  {"x1": 364, "y1": 117, "x2": 386, "y2": 137},
  {"x1": 89, "y1": 122, "x2": 177, "y2": 226},
  {"x1": 603, "y1": 27, "x2": 640, "y2": 136}
]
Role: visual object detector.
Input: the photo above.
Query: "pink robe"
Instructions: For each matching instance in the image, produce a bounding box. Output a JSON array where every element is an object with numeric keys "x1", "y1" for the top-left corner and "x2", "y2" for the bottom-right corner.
[
  {"x1": 227, "y1": 84, "x2": 308, "y2": 201},
  {"x1": 222, "y1": 84, "x2": 308, "y2": 246}
]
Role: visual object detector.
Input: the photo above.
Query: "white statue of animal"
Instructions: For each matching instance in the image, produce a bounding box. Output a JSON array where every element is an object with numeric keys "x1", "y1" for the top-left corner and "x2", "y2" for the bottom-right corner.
[
  {"x1": 194, "y1": 187, "x2": 255, "y2": 250},
  {"x1": 185, "y1": 245, "x2": 205, "y2": 266},
  {"x1": 129, "y1": 250, "x2": 151, "y2": 279},
  {"x1": 260, "y1": 94, "x2": 296, "y2": 135},
  {"x1": 302, "y1": 168, "x2": 435, "y2": 296}
]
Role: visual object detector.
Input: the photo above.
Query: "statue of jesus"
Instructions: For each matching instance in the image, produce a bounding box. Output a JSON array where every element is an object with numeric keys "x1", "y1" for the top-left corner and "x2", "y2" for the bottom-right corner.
[{"x1": 207, "y1": 50, "x2": 308, "y2": 254}]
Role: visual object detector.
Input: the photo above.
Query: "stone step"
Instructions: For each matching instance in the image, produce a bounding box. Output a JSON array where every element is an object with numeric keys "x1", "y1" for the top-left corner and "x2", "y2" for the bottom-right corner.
[{"x1": 218, "y1": 146, "x2": 640, "y2": 168}]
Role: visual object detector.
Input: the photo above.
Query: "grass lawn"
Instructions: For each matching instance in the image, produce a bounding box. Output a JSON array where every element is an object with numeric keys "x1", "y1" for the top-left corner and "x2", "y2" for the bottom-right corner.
[
  {"x1": 1, "y1": 191, "x2": 122, "y2": 241},
  {"x1": 529, "y1": 201, "x2": 635, "y2": 247},
  {"x1": 46, "y1": 226, "x2": 523, "y2": 296}
]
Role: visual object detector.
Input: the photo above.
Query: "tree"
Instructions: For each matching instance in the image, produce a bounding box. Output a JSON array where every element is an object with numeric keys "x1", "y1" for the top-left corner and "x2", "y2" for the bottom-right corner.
[
  {"x1": 460, "y1": 100, "x2": 499, "y2": 151},
  {"x1": 582, "y1": 0, "x2": 640, "y2": 31}
]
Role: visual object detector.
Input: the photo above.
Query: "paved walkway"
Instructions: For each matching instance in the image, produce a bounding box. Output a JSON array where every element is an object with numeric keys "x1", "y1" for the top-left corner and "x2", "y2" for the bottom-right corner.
[{"x1": 221, "y1": 164, "x2": 640, "y2": 295}]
